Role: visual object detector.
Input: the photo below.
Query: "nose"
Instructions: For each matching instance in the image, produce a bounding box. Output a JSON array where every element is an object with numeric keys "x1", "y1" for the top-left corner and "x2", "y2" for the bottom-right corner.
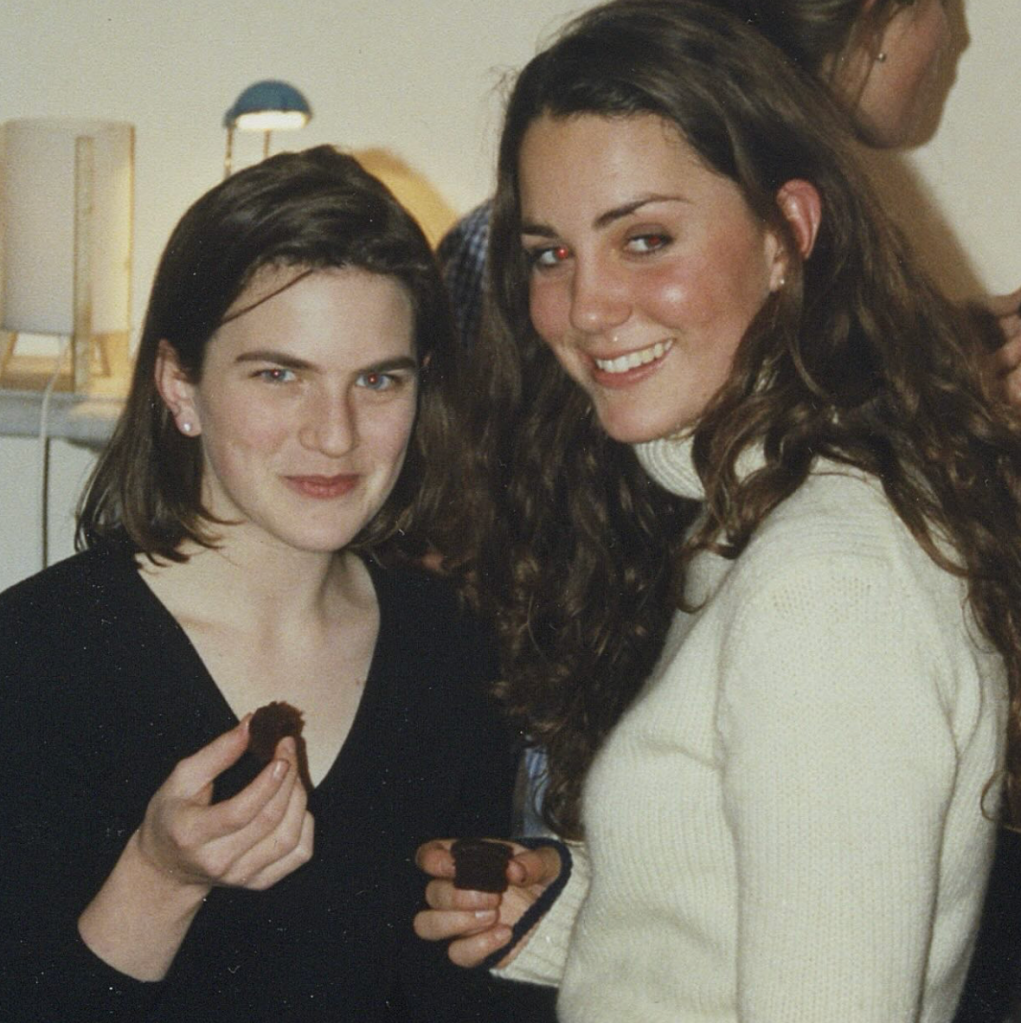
[
  {"x1": 299, "y1": 386, "x2": 357, "y2": 456},
  {"x1": 568, "y1": 255, "x2": 631, "y2": 335}
]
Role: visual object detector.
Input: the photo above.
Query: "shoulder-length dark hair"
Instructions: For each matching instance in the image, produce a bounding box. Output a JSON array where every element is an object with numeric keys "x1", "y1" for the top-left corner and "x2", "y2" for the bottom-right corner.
[
  {"x1": 439, "y1": 0, "x2": 1021, "y2": 838},
  {"x1": 77, "y1": 145, "x2": 456, "y2": 562}
]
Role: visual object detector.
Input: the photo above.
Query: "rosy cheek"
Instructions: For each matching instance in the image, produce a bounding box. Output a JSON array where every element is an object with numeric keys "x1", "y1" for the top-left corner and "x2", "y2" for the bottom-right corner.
[
  {"x1": 241, "y1": 409, "x2": 286, "y2": 444},
  {"x1": 641, "y1": 274, "x2": 701, "y2": 332},
  {"x1": 529, "y1": 280, "x2": 569, "y2": 346},
  {"x1": 393, "y1": 410, "x2": 417, "y2": 457},
  {"x1": 527, "y1": 291, "x2": 581, "y2": 382},
  {"x1": 363, "y1": 402, "x2": 418, "y2": 459},
  {"x1": 219, "y1": 405, "x2": 293, "y2": 457},
  {"x1": 650, "y1": 280, "x2": 689, "y2": 317}
]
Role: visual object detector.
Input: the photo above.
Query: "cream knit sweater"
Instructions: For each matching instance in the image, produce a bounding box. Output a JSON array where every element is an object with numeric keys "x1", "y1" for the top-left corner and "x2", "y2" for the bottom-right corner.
[{"x1": 501, "y1": 435, "x2": 1007, "y2": 1022}]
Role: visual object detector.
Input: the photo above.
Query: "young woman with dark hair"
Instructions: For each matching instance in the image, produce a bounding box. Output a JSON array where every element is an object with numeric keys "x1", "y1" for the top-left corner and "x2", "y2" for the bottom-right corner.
[
  {"x1": 415, "y1": 3, "x2": 1021, "y2": 1018},
  {"x1": 0, "y1": 146, "x2": 555, "y2": 1023}
]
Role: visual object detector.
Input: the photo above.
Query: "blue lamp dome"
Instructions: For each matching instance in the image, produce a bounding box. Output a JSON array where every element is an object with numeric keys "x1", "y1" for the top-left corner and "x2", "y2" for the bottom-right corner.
[{"x1": 224, "y1": 80, "x2": 312, "y2": 131}]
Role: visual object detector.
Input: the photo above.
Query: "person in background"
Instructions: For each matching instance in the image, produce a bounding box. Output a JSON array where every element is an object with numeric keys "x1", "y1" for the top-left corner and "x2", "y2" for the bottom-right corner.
[
  {"x1": 415, "y1": 2, "x2": 1021, "y2": 1019},
  {"x1": 0, "y1": 146, "x2": 556, "y2": 1023}
]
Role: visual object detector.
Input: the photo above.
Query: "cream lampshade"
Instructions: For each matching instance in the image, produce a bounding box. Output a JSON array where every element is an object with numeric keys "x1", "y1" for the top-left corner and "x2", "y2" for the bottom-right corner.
[{"x1": 0, "y1": 118, "x2": 133, "y2": 393}]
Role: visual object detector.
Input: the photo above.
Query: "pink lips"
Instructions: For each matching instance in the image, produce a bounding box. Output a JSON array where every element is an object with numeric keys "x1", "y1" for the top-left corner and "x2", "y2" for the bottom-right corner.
[{"x1": 284, "y1": 474, "x2": 359, "y2": 499}]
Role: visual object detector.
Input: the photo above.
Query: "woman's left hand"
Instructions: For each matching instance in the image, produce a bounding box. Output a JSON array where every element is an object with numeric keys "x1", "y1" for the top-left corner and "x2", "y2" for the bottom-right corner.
[
  {"x1": 413, "y1": 838, "x2": 561, "y2": 968},
  {"x1": 980, "y1": 287, "x2": 1021, "y2": 405}
]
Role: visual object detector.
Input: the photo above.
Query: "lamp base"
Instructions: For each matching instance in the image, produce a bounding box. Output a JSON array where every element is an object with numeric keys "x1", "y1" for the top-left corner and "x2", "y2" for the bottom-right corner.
[{"x1": 0, "y1": 330, "x2": 130, "y2": 396}]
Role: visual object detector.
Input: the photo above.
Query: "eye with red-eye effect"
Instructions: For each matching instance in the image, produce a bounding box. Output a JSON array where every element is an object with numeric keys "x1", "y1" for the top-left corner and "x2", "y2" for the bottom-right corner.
[
  {"x1": 528, "y1": 243, "x2": 572, "y2": 269},
  {"x1": 254, "y1": 367, "x2": 297, "y2": 384},
  {"x1": 356, "y1": 370, "x2": 403, "y2": 392},
  {"x1": 625, "y1": 232, "x2": 672, "y2": 255}
]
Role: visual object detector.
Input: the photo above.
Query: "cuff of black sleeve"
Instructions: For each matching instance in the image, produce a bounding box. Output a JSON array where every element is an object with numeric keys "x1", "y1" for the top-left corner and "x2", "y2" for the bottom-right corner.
[{"x1": 479, "y1": 837, "x2": 572, "y2": 971}]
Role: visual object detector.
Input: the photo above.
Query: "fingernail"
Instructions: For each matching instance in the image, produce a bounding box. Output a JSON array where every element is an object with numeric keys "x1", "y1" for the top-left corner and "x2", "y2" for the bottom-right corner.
[
  {"x1": 272, "y1": 759, "x2": 290, "y2": 781},
  {"x1": 473, "y1": 909, "x2": 497, "y2": 920}
]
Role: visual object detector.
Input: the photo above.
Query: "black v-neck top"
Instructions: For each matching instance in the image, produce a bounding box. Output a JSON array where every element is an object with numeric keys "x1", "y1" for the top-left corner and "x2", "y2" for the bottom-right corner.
[{"x1": 0, "y1": 542, "x2": 556, "y2": 1021}]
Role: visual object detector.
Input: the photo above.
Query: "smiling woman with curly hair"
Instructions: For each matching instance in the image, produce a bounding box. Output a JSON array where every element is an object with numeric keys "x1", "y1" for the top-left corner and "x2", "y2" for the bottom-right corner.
[{"x1": 416, "y1": 2, "x2": 1021, "y2": 1019}]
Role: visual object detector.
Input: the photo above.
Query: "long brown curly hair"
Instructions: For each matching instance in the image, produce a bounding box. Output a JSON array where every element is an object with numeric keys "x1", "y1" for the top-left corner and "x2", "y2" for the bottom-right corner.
[{"x1": 433, "y1": 0, "x2": 1021, "y2": 839}]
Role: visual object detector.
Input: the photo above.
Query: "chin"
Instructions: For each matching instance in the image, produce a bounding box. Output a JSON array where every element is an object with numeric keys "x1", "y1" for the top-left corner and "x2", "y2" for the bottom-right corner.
[
  {"x1": 596, "y1": 408, "x2": 695, "y2": 446},
  {"x1": 268, "y1": 526, "x2": 361, "y2": 555},
  {"x1": 855, "y1": 110, "x2": 921, "y2": 151}
]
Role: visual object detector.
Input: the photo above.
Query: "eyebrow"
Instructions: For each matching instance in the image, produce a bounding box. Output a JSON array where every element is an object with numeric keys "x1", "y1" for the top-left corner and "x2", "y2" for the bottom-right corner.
[
  {"x1": 236, "y1": 350, "x2": 314, "y2": 371},
  {"x1": 521, "y1": 193, "x2": 687, "y2": 237},
  {"x1": 235, "y1": 350, "x2": 419, "y2": 375},
  {"x1": 358, "y1": 356, "x2": 419, "y2": 375}
]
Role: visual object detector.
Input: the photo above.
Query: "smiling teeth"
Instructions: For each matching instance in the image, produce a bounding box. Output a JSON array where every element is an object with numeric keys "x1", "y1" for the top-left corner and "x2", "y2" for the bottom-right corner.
[{"x1": 595, "y1": 339, "x2": 674, "y2": 374}]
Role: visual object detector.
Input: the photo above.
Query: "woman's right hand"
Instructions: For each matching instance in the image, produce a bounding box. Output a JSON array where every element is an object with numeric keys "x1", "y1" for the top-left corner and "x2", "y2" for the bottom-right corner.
[
  {"x1": 978, "y1": 287, "x2": 1021, "y2": 405},
  {"x1": 79, "y1": 718, "x2": 314, "y2": 980},
  {"x1": 136, "y1": 716, "x2": 314, "y2": 893},
  {"x1": 413, "y1": 839, "x2": 561, "y2": 968}
]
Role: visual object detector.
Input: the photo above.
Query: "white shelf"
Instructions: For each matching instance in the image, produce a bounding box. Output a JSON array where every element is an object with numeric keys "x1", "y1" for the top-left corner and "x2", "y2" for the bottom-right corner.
[{"x1": 0, "y1": 389, "x2": 122, "y2": 447}]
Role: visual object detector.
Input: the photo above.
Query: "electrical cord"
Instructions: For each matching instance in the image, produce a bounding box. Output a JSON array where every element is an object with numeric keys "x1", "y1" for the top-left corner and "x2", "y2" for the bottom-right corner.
[{"x1": 38, "y1": 338, "x2": 71, "y2": 571}]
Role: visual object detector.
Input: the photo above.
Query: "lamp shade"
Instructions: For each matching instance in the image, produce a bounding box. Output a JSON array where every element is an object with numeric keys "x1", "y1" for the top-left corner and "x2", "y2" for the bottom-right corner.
[
  {"x1": 1, "y1": 119, "x2": 133, "y2": 336},
  {"x1": 224, "y1": 80, "x2": 312, "y2": 132}
]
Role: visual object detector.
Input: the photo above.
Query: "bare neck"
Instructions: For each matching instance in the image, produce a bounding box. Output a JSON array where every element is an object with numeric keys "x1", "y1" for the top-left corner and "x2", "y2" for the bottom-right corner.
[
  {"x1": 140, "y1": 529, "x2": 370, "y2": 636},
  {"x1": 138, "y1": 531, "x2": 380, "y2": 786}
]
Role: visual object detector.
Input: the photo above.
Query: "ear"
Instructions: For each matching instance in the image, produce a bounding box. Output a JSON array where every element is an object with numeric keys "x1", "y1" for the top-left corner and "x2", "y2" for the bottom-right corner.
[
  {"x1": 768, "y1": 179, "x2": 822, "y2": 290},
  {"x1": 155, "y1": 340, "x2": 202, "y2": 438}
]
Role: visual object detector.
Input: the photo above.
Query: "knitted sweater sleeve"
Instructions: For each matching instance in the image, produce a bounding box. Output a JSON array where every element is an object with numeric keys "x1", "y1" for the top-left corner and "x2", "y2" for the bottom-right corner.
[
  {"x1": 494, "y1": 840, "x2": 591, "y2": 987},
  {"x1": 717, "y1": 549, "x2": 967, "y2": 1021}
]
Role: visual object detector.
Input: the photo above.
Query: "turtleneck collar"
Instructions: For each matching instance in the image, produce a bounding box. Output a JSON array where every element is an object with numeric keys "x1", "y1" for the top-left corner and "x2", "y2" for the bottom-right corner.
[
  {"x1": 634, "y1": 433, "x2": 705, "y2": 501},
  {"x1": 635, "y1": 431, "x2": 774, "y2": 502}
]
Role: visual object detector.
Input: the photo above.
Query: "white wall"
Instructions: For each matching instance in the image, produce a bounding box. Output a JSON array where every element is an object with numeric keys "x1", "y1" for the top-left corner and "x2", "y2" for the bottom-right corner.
[{"x1": 1, "y1": 0, "x2": 1018, "y2": 591}]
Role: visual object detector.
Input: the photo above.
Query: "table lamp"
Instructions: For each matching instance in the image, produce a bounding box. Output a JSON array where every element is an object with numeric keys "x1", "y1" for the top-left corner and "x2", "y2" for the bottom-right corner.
[{"x1": 0, "y1": 118, "x2": 133, "y2": 394}]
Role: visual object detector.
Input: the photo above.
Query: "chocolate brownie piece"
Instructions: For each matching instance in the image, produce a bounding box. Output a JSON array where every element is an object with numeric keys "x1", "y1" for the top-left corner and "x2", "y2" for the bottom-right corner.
[
  {"x1": 451, "y1": 838, "x2": 514, "y2": 893},
  {"x1": 248, "y1": 700, "x2": 313, "y2": 792}
]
